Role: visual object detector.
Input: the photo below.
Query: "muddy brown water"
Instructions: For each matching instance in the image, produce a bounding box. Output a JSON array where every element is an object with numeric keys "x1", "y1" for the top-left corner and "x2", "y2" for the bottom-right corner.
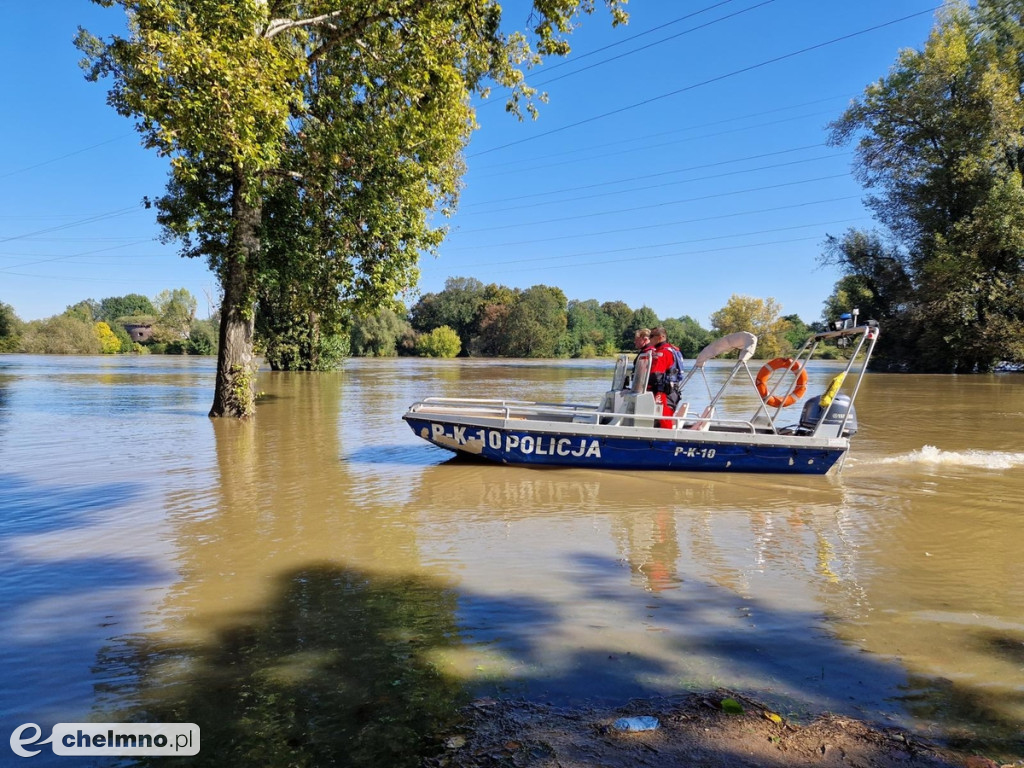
[{"x1": 1, "y1": 355, "x2": 1022, "y2": 764}]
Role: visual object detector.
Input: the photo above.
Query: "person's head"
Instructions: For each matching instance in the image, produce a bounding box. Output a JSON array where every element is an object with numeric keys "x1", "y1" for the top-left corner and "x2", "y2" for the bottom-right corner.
[
  {"x1": 651, "y1": 327, "x2": 667, "y2": 344},
  {"x1": 635, "y1": 328, "x2": 651, "y2": 348}
]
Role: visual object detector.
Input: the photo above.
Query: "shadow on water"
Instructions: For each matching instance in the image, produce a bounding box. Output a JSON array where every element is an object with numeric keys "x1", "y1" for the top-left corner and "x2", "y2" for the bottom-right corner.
[
  {"x1": 96, "y1": 565, "x2": 470, "y2": 768},
  {"x1": 0, "y1": 473, "x2": 143, "y2": 537},
  {"x1": 897, "y1": 673, "x2": 1024, "y2": 757},
  {"x1": 89, "y1": 560, "x2": 1023, "y2": 766},
  {"x1": 343, "y1": 444, "x2": 449, "y2": 466},
  {"x1": 0, "y1": 473, "x2": 163, "y2": 748}
]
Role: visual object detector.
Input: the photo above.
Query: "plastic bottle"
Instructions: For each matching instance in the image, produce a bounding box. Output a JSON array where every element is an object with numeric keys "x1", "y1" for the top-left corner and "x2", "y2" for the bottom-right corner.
[{"x1": 611, "y1": 716, "x2": 660, "y2": 732}]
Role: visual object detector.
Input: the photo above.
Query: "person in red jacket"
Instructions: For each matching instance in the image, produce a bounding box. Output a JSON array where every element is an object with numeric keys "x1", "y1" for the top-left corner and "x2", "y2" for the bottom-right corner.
[{"x1": 647, "y1": 327, "x2": 683, "y2": 428}]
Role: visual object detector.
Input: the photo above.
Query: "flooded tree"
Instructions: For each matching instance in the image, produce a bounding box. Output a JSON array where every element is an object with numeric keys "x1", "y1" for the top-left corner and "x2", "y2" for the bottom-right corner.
[{"x1": 76, "y1": 0, "x2": 627, "y2": 417}]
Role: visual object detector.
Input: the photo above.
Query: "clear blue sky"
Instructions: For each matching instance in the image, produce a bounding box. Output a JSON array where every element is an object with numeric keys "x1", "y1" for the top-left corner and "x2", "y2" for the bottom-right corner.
[{"x1": 0, "y1": 1, "x2": 942, "y2": 326}]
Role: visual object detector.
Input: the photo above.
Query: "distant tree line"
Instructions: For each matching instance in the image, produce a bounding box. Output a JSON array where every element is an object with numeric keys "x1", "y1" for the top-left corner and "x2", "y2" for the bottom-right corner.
[
  {"x1": 328, "y1": 277, "x2": 826, "y2": 361},
  {"x1": 1, "y1": 282, "x2": 831, "y2": 363},
  {"x1": 1, "y1": 278, "x2": 830, "y2": 362},
  {"x1": 0, "y1": 291, "x2": 217, "y2": 356}
]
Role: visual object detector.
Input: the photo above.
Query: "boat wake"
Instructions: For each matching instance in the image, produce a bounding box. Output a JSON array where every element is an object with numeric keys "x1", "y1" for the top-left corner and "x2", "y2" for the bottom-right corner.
[{"x1": 875, "y1": 444, "x2": 1024, "y2": 470}]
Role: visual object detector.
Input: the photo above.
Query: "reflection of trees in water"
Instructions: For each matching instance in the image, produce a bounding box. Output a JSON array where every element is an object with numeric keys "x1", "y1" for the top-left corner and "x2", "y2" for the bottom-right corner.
[
  {"x1": 0, "y1": 374, "x2": 9, "y2": 437},
  {"x1": 897, "y1": 671, "x2": 1024, "y2": 760},
  {"x1": 94, "y1": 566, "x2": 466, "y2": 768}
]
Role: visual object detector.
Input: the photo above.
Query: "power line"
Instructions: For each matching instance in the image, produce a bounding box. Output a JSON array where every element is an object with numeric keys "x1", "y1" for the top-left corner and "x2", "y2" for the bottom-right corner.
[
  {"x1": 470, "y1": 7, "x2": 939, "y2": 157},
  {"x1": 0, "y1": 239, "x2": 156, "y2": 271},
  {"x1": 443, "y1": 194, "x2": 863, "y2": 250},
  {"x1": 457, "y1": 153, "x2": 850, "y2": 217},
  {"x1": 529, "y1": 0, "x2": 777, "y2": 89},
  {"x1": 470, "y1": 94, "x2": 854, "y2": 174},
  {"x1": 461, "y1": 144, "x2": 838, "y2": 210},
  {"x1": 528, "y1": 0, "x2": 742, "y2": 78},
  {"x1": 451, "y1": 217, "x2": 868, "y2": 269},
  {"x1": 451, "y1": 172, "x2": 850, "y2": 233},
  {"x1": 470, "y1": 107, "x2": 843, "y2": 181},
  {"x1": 488, "y1": 234, "x2": 836, "y2": 274},
  {"x1": 0, "y1": 133, "x2": 137, "y2": 180},
  {"x1": 0, "y1": 206, "x2": 143, "y2": 244}
]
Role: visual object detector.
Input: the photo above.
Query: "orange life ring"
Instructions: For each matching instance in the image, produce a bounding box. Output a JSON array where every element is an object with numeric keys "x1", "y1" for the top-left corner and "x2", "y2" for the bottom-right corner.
[{"x1": 755, "y1": 357, "x2": 808, "y2": 408}]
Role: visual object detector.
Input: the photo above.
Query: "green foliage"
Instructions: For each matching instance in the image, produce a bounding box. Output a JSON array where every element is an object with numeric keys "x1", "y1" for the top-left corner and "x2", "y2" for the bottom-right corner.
[
  {"x1": 0, "y1": 302, "x2": 22, "y2": 352},
  {"x1": 710, "y1": 295, "x2": 792, "y2": 359},
  {"x1": 108, "y1": 322, "x2": 133, "y2": 353},
  {"x1": 153, "y1": 288, "x2": 198, "y2": 341},
  {"x1": 626, "y1": 306, "x2": 660, "y2": 348},
  {"x1": 78, "y1": 0, "x2": 626, "y2": 415},
  {"x1": 99, "y1": 293, "x2": 155, "y2": 322},
  {"x1": 782, "y1": 314, "x2": 811, "y2": 353},
  {"x1": 256, "y1": 305, "x2": 347, "y2": 370},
  {"x1": 407, "y1": 282, "x2": 715, "y2": 358},
  {"x1": 415, "y1": 325, "x2": 462, "y2": 358},
  {"x1": 827, "y1": 1, "x2": 1024, "y2": 371},
  {"x1": 19, "y1": 315, "x2": 102, "y2": 354},
  {"x1": 599, "y1": 300, "x2": 633, "y2": 351},
  {"x1": 410, "y1": 277, "x2": 489, "y2": 355},
  {"x1": 563, "y1": 299, "x2": 619, "y2": 357},
  {"x1": 227, "y1": 364, "x2": 257, "y2": 419},
  {"x1": 187, "y1": 319, "x2": 218, "y2": 356},
  {"x1": 662, "y1": 315, "x2": 713, "y2": 358},
  {"x1": 350, "y1": 307, "x2": 411, "y2": 357},
  {"x1": 721, "y1": 698, "x2": 744, "y2": 715},
  {"x1": 64, "y1": 300, "x2": 97, "y2": 323},
  {"x1": 118, "y1": 314, "x2": 159, "y2": 326},
  {"x1": 499, "y1": 285, "x2": 568, "y2": 357}
]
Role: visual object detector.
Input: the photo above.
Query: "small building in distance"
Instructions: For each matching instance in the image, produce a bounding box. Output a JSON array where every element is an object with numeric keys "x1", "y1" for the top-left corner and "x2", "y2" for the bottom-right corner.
[{"x1": 123, "y1": 323, "x2": 154, "y2": 343}]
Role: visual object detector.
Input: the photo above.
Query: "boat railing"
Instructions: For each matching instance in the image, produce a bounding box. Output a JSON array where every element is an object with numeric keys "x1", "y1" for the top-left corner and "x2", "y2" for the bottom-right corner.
[
  {"x1": 409, "y1": 319, "x2": 878, "y2": 436},
  {"x1": 410, "y1": 396, "x2": 600, "y2": 421},
  {"x1": 410, "y1": 395, "x2": 768, "y2": 434},
  {"x1": 670, "y1": 320, "x2": 878, "y2": 438}
]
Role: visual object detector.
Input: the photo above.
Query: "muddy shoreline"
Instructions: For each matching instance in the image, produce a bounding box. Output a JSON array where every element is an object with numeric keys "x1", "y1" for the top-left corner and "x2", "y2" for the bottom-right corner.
[{"x1": 429, "y1": 689, "x2": 1023, "y2": 768}]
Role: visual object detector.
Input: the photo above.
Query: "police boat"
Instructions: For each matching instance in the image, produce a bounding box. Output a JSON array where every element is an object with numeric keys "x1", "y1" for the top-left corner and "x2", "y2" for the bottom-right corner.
[{"x1": 403, "y1": 315, "x2": 879, "y2": 475}]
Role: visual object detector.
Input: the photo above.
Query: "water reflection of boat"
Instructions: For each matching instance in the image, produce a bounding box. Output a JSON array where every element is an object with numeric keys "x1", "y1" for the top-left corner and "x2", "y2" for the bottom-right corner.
[
  {"x1": 408, "y1": 460, "x2": 845, "y2": 517},
  {"x1": 407, "y1": 461, "x2": 859, "y2": 600},
  {"x1": 405, "y1": 320, "x2": 878, "y2": 475}
]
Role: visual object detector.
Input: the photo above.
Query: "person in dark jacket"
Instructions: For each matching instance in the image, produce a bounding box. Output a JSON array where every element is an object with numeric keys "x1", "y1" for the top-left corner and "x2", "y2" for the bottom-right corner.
[{"x1": 625, "y1": 328, "x2": 653, "y2": 389}]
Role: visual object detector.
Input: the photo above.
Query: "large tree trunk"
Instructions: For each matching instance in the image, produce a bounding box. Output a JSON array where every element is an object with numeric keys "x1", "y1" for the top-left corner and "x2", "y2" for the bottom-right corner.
[{"x1": 210, "y1": 176, "x2": 262, "y2": 418}]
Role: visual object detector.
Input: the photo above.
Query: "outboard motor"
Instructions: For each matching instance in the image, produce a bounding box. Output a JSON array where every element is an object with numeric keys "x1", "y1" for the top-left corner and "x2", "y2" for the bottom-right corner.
[{"x1": 799, "y1": 393, "x2": 857, "y2": 438}]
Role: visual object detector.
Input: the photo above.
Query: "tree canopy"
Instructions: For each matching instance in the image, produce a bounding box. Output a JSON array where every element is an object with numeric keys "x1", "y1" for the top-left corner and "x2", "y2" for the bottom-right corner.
[
  {"x1": 710, "y1": 295, "x2": 792, "y2": 359},
  {"x1": 99, "y1": 294, "x2": 155, "y2": 323},
  {"x1": 77, "y1": 0, "x2": 626, "y2": 416},
  {"x1": 0, "y1": 302, "x2": 21, "y2": 353},
  {"x1": 827, "y1": 0, "x2": 1024, "y2": 371}
]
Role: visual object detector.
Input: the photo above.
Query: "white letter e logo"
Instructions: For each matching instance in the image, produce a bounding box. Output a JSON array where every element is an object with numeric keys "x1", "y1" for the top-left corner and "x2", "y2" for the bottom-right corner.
[{"x1": 10, "y1": 723, "x2": 52, "y2": 758}]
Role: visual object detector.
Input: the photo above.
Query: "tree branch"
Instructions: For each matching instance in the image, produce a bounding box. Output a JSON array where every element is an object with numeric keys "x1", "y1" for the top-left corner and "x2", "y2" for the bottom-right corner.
[{"x1": 264, "y1": 9, "x2": 347, "y2": 39}]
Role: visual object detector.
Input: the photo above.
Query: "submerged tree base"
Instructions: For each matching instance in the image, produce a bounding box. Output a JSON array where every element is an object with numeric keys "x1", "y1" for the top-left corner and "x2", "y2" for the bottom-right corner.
[{"x1": 429, "y1": 689, "x2": 1020, "y2": 768}]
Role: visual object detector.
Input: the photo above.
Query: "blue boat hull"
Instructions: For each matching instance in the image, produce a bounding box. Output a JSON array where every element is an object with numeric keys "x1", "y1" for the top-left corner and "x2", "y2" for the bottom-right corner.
[{"x1": 404, "y1": 416, "x2": 844, "y2": 475}]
